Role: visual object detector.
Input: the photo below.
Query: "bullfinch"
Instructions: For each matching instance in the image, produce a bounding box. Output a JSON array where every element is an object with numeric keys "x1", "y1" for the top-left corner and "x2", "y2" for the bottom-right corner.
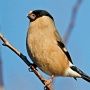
[{"x1": 26, "y1": 10, "x2": 90, "y2": 85}]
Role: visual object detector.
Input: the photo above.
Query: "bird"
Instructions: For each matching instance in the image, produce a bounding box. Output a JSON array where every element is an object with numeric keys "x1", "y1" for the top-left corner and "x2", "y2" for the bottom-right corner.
[{"x1": 26, "y1": 10, "x2": 90, "y2": 85}]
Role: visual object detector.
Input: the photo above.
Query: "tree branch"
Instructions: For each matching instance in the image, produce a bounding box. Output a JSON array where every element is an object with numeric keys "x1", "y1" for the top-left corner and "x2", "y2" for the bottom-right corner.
[
  {"x1": 64, "y1": 0, "x2": 82, "y2": 44},
  {"x1": 0, "y1": 33, "x2": 53, "y2": 90}
]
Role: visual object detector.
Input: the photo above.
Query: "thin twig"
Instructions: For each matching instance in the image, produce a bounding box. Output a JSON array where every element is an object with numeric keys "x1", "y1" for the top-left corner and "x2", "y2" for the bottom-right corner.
[
  {"x1": 64, "y1": 0, "x2": 82, "y2": 44},
  {"x1": 0, "y1": 33, "x2": 53, "y2": 90}
]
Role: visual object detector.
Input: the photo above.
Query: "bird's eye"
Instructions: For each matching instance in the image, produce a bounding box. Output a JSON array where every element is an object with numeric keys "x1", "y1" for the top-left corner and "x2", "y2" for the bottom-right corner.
[
  {"x1": 30, "y1": 13, "x2": 36, "y2": 20},
  {"x1": 32, "y1": 14, "x2": 36, "y2": 17}
]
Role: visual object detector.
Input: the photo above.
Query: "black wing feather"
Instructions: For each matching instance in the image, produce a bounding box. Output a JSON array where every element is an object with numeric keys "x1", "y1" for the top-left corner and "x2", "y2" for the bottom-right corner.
[{"x1": 57, "y1": 41, "x2": 73, "y2": 64}]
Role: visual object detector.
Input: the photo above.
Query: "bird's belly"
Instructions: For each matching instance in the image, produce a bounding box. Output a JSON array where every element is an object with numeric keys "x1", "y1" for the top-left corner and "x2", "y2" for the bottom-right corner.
[{"x1": 26, "y1": 35, "x2": 69, "y2": 76}]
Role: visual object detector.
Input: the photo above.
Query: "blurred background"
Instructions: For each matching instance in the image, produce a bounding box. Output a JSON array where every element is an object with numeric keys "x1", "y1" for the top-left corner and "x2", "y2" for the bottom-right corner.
[{"x1": 0, "y1": 0, "x2": 90, "y2": 90}]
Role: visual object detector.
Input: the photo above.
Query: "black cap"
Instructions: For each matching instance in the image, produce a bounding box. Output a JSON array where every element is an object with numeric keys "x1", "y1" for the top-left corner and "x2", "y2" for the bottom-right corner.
[{"x1": 32, "y1": 10, "x2": 54, "y2": 21}]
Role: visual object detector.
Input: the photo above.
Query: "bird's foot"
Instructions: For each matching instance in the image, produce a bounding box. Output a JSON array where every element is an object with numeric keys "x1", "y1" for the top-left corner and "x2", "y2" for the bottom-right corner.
[
  {"x1": 28, "y1": 63, "x2": 37, "y2": 72},
  {"x1": 43, "y1": 75, "x2": 54, "y2": 89}
]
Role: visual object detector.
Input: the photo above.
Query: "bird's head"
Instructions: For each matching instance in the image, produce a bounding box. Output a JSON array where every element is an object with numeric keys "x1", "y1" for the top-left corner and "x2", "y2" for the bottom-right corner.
[{"x1": 27, "y1": 10, "x2": 54, "y2": 22}]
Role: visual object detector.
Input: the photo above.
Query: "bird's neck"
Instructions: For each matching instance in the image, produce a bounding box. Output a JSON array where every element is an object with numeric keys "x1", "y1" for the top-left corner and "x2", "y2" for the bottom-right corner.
[{"x1": 30, "y1": 16, "x2": 55, "y2": 30}]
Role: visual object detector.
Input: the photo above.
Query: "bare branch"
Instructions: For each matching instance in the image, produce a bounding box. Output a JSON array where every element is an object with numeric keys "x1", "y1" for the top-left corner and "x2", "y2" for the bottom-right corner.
[
  {"x1": 64, "y1": 0, "x2": 82, "y2": 44},
  {"x1": 0, "y1": 33, "x2": 53, "y2": 90}
]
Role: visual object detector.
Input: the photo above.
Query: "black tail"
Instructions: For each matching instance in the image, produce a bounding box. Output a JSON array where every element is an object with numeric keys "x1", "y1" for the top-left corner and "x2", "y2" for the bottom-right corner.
[{"x1": 71, "y1": 66, "x2": 90, "y2": 83}]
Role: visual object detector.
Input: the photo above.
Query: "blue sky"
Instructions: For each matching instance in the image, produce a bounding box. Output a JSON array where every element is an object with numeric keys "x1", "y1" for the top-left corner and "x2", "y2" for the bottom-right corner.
[{"x1": 0, "y1": 0, "x2": 90, "y2": 90}]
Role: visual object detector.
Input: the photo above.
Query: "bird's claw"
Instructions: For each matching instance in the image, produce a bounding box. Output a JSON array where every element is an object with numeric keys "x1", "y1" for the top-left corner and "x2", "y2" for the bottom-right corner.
[{"x1": 44, "y1": 75, "x2": 54, "y2": 90}]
